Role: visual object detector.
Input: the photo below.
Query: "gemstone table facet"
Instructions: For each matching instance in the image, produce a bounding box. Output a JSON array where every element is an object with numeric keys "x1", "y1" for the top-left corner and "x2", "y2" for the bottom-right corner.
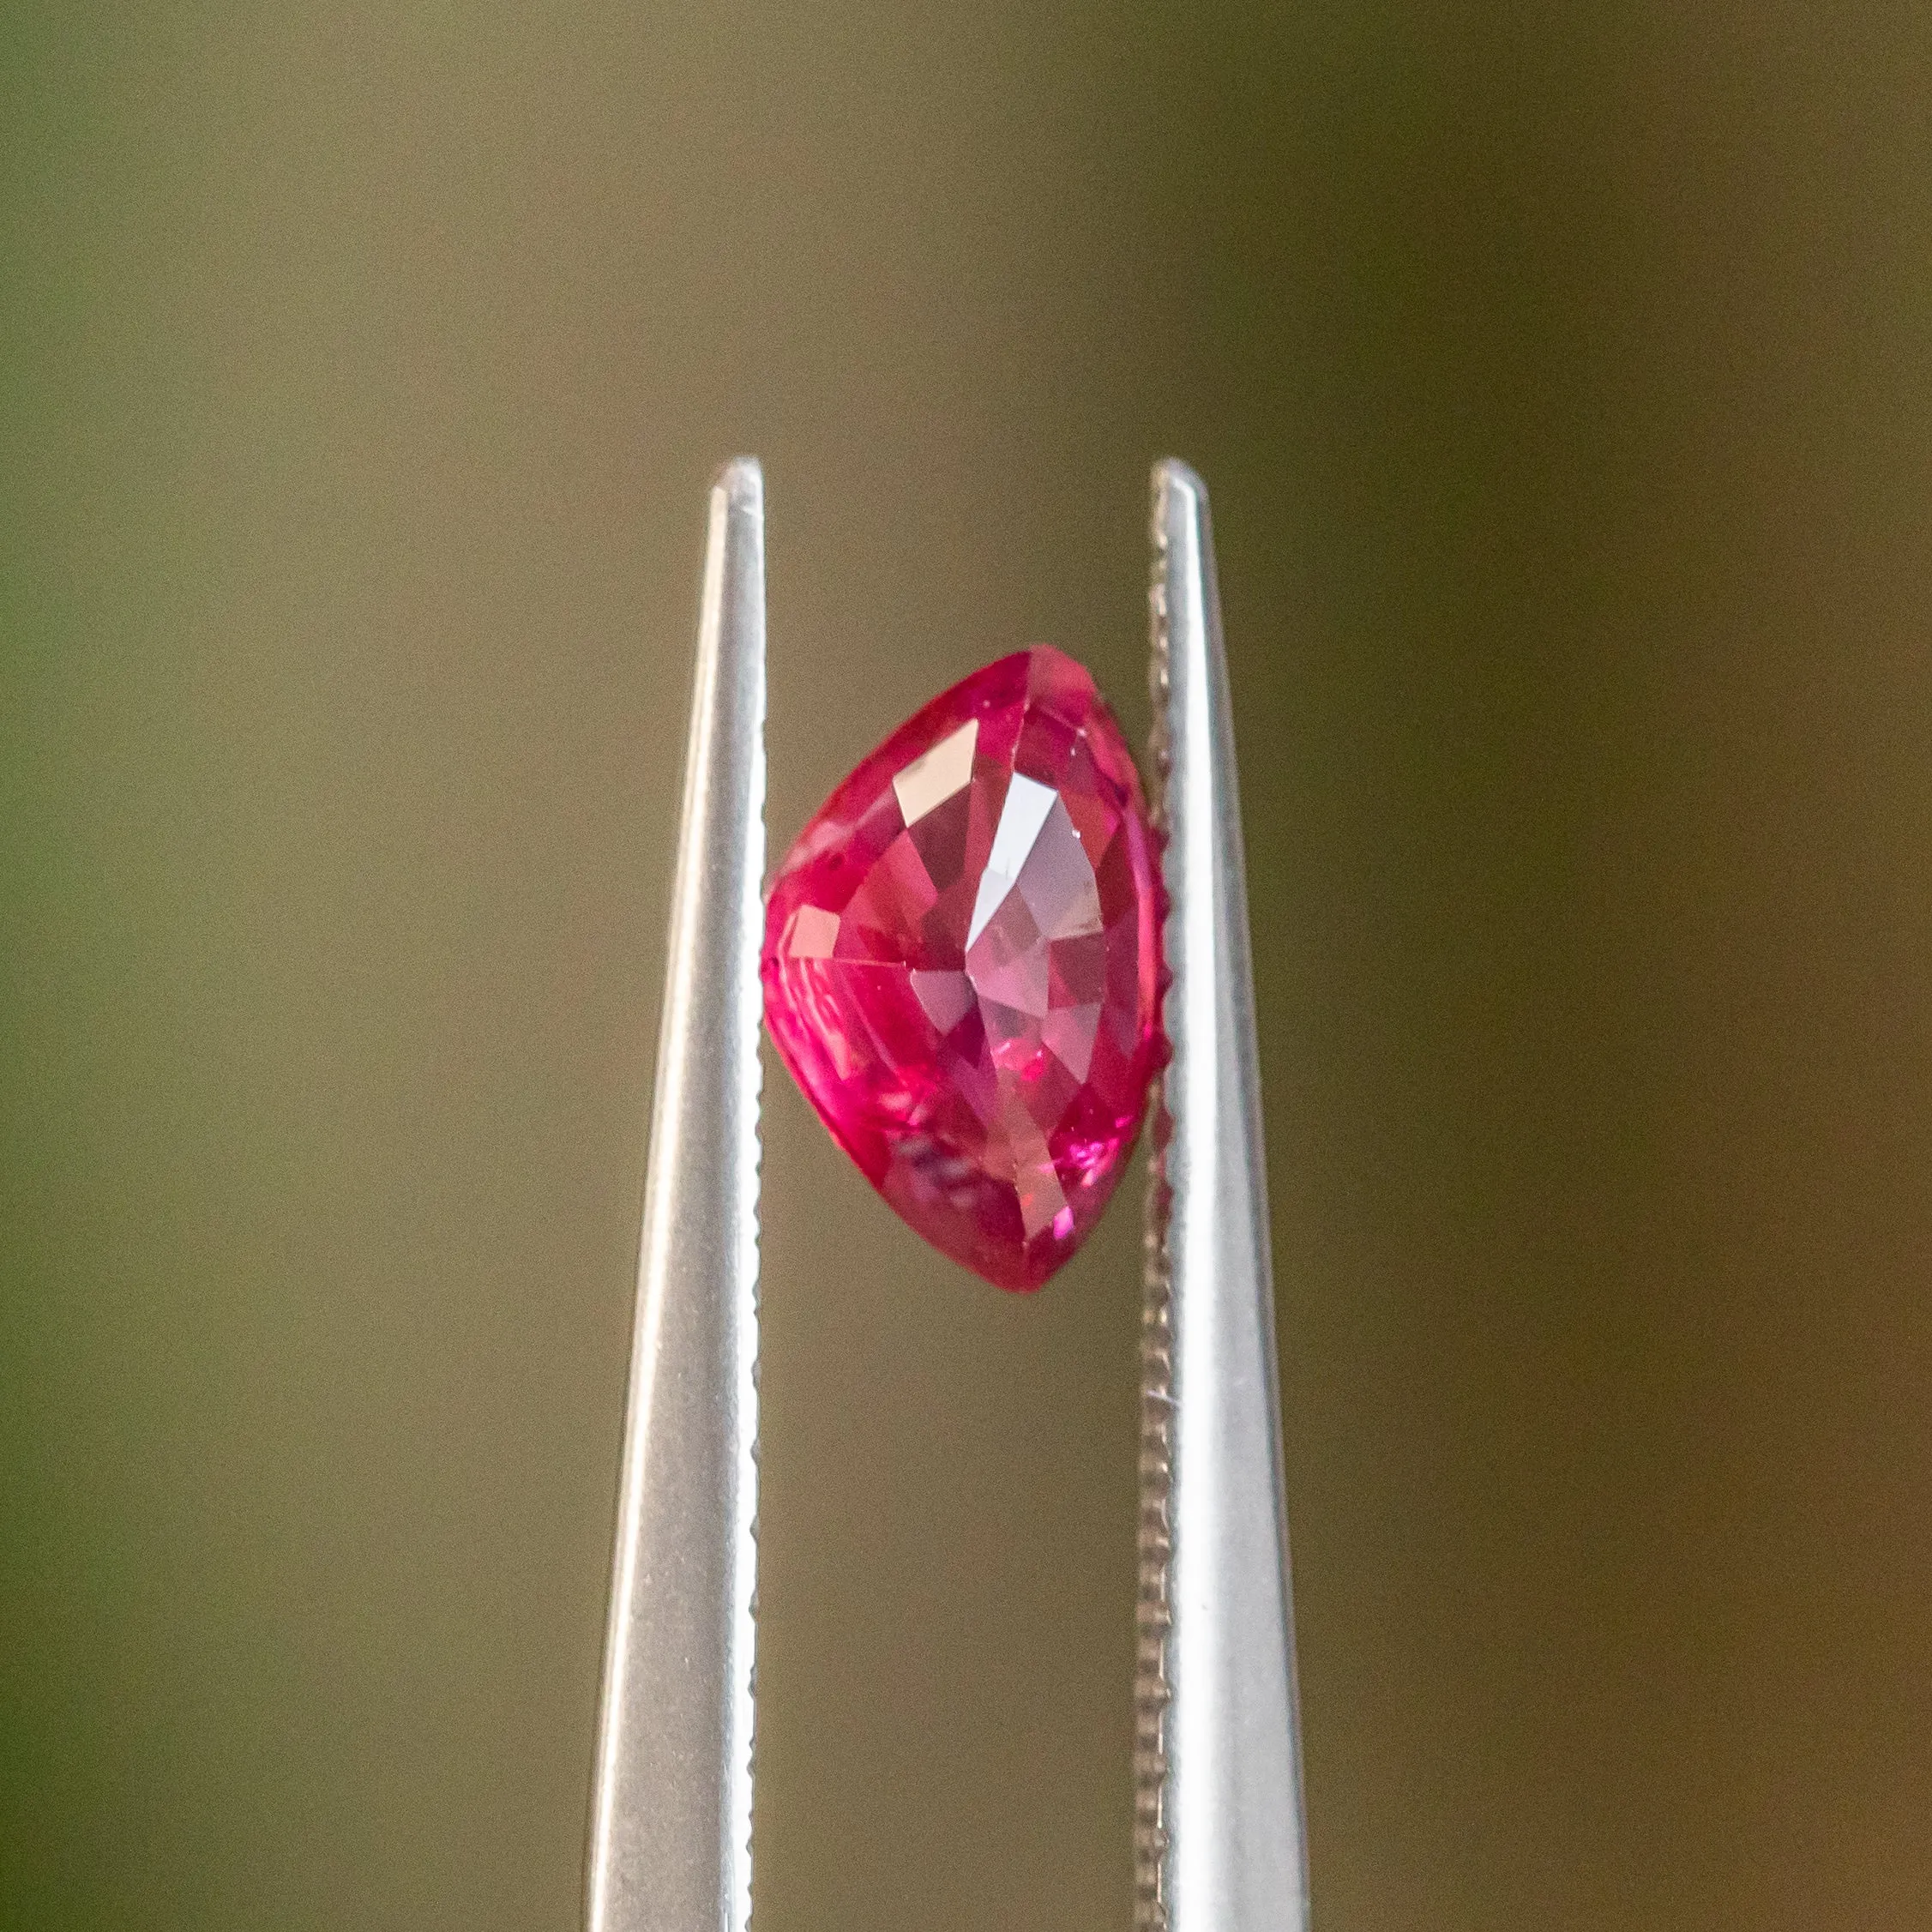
[{"x1": 761, "y1": 646, "x2": 1164, "y2": 1290}]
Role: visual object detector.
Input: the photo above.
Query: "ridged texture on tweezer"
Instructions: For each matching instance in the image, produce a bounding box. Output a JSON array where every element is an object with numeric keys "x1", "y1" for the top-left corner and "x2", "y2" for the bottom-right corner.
[
  {"x1": 587, "y1": 460, "x2": 766, "y2": 1932},
  {"x1": 1134, "y1": 494, "x2": 1180, "y2": 1930},
  {"x1": 1136, "y1": 460, "x2": 1309, "y2": 1932}
]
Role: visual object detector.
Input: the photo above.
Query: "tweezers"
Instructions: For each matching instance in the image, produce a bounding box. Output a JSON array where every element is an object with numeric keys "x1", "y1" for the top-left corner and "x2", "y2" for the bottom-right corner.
[{"x1": 584, "y1": 457, "x2": 1309, "y2": 1932}]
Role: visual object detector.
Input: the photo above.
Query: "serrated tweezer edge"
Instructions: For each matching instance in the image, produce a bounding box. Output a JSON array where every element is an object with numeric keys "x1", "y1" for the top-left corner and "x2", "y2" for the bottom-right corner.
[
  {"x1": 587, "y1": 459, "x2": 766, "y2": 1932},
  {"x1": 1136, "y1": 460, "x2": 1309, "y2": 1932}
]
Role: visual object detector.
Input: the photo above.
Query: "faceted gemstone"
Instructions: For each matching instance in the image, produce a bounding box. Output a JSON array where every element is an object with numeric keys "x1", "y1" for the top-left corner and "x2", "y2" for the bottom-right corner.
[{"x1": 761, "y1": 646, "x2": 1163, "y2": 1291}]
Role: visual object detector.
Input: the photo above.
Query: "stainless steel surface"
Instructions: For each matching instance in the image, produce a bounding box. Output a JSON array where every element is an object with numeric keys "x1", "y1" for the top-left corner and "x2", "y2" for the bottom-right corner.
[
  {"x1": 586, "y1": 460, "x2": 767, "y2": 1932},
  {"x1": 1138, "y1": 460, "x2": 1309, "y2": 1932}
]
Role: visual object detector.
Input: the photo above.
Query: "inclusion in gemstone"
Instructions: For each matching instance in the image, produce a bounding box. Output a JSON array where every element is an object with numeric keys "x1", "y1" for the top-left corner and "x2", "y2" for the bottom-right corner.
[{"x1": 761, "y1": 645, "x2": 1163, "y2": 1291}]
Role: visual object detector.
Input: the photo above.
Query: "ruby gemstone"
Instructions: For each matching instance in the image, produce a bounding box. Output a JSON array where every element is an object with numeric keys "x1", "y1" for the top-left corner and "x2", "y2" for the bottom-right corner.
[{"x1": 761, "y1": 646, "x2": 1164, "y2": 1291}]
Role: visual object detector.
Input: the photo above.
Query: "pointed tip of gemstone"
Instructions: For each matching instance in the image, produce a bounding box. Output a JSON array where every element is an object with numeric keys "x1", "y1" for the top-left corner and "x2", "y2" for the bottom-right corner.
[{"x1": 762, "y1": 646, "x2": 1163, "y2": 1292}]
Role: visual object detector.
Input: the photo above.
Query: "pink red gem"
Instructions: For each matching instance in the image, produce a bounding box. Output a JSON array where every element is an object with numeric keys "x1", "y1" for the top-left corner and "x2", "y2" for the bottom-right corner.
[{"x1": 761, "y1": 646, "x2": 1163, "y2": 1291}]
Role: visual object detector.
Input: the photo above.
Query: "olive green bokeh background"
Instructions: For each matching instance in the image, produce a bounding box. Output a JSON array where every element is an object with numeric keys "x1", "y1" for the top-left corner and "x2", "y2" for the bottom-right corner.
[{"x1": 7, "y1": 3, "x2": 1932, "y2": 1928}]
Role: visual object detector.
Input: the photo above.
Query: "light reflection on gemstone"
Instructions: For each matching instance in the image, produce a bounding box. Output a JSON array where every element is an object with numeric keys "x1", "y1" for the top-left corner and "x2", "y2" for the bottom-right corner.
[
  {"x1": 761, "y1": 646, "x2": 1163, "y2": 1291},
  {"x1": 892, "y1": 719, "x2": 978, "y2": 825}
]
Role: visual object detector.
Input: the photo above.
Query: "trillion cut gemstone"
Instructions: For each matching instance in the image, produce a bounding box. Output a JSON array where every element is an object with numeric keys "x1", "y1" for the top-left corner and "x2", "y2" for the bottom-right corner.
[{"x1": 761, "y1": 646, "x2": 1164, "y2": 1291}]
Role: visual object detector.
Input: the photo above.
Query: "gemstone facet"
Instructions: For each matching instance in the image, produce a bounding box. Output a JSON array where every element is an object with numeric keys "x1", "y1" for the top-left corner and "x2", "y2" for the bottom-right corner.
[{"x1": 761, "y1": 646, "x2": 1163, "y2": 1291}]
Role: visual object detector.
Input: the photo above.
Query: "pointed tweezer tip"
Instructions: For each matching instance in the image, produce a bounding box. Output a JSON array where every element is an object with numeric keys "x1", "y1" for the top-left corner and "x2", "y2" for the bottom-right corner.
[
  {"x1": 1152, "y1": 455, "x2": 1208, "y2": 513},
  {"x1": 713, "y1": 454, "x2": 765, "y2": 511}
]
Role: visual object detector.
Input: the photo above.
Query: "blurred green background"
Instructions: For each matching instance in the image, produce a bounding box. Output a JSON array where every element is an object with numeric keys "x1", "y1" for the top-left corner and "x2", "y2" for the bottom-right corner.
[{"x1": 6, "y1": 3, "x2": 1932, "y2": 1928}]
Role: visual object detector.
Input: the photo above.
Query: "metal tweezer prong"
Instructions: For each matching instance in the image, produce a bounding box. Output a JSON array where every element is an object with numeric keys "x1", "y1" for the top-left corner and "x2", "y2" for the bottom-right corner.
[
  {"x1": 585, "y1": 458, "x2": 1305, "y2": 1932},
  {"x1": 587, "y1": 458, "x2": 765, "y2": 1932},
  {"x1": 1138, "y1": 460, "x2": 1309, "y2": 1932}
]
